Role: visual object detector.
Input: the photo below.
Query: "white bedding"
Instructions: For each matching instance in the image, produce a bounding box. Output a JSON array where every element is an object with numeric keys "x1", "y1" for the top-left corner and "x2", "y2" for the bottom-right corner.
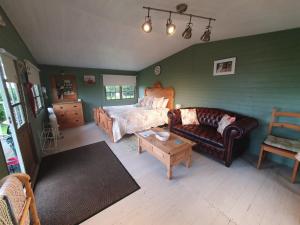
[{"x1": 103, "y1": 105, "x2": 169, "y2": 142}]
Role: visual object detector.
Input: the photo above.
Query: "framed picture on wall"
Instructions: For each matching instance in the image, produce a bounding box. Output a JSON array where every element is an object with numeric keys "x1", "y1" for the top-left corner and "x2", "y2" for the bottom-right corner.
[
  {"x1": 213, "y1": 57, "x2": 236, "y2": 76},
  {"x1": 84, "y1": 75, "x2": 96, "y2": 84}
]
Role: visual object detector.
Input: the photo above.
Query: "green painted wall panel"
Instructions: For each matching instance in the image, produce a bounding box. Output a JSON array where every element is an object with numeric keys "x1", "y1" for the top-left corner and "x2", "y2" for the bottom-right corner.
[
  {"x1": 0, "y1": 7, "x2": 45, "y2": 177},
  {"x1": 138, "y1": 28, "x2": 300, "y2": 167},
  {"x1": 39, "y1": 65, "x2": 138, "y2": 122}
]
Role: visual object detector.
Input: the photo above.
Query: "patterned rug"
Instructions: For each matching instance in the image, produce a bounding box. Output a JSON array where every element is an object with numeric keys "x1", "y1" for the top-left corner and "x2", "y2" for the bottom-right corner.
[{"x1": 34, "y1": 141, "x2": 140, "y2": 225}]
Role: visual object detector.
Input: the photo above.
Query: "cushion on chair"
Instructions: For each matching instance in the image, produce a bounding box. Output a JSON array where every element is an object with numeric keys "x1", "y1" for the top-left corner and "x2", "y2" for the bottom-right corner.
[{"x1": 264, "y1": 135, "x2": 300, "y2": 153}]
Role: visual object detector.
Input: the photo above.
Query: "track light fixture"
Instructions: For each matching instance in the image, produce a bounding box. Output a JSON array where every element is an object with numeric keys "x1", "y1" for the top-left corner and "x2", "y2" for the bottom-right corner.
[
  {"x1": 182, "y1": 16, "x2": 192, "y2": 39},
  {"x1": 201, "y1": 19, "x2": 212, "y2": 42},
  {"x1": 166, "y1": 12, "x2": 176, "y2": 36},
  {"x1": 142, "y1": 8, "x2": 152, "y2": 33},
  {"x1": 141, "y1": 5, "x2": 216, "y2": 41}
]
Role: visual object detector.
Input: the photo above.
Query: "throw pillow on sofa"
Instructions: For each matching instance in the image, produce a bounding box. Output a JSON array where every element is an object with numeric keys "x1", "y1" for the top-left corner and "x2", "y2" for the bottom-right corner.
[
  {"x1": 217, "y1": 114, "x2": 236, "y2": 135},
  {"x1": 180, "y1": 109, "x2": 199, "y2": 125}
]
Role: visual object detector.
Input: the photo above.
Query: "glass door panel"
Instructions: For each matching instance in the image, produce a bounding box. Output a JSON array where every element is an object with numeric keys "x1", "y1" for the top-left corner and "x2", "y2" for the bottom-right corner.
[
  {"x1": 0, "y1": 53, "x2": 26, "y2": 174},
  {"x1": 0, "y1": 91, "x2": 22, "y2": 173},
  {"x1": 12, "y1": 104, "x2": 25, "y2": 129}
]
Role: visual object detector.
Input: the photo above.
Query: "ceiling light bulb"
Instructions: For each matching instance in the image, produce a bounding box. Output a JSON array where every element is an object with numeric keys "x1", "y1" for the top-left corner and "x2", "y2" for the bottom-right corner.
[
  {"x1": 182, "y1": 23, "x2": 192, "y2": 39},
  {"x1": 142, "y1": 17, "x2": 152, "y2": 33},
  {"x1": 201, "y1": 19, "x2": 212, "y2": 42},
  {"x1": 200, "y1": 28, "x2": 211, "y2": 42},
  {"x1": 166, "y1": 18, "x2": 176, "y2": 36}
]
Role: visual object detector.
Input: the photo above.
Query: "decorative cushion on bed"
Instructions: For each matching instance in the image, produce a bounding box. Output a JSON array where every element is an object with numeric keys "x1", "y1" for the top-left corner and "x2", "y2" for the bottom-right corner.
[
  {"x1": 162, "y1": 98, "x2": 169, "y2": 108},
  {"x1": 217, "y1": 114, "x2": 236, "y2": 135},
  {"x1": 137, "y1": 97, "x2": 143, "y2": 106},
  {"x1": 152, "y1": 97, "x2": 164, "y2": 109},
  {"x1": 142, "y1": 96, "x2": 154, "y2": 107},
  {"x1": 180, "y1": 109, "x2": 199, "y2": 125},
  {"x1": 264, "y1": 135, "x2": 300, "y2": 153}
]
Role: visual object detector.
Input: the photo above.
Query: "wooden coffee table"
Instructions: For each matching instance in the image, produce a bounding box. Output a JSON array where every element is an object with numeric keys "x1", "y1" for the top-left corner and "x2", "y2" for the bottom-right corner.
[{"x1": 135, "y1": 128, "x2": 195, "y2": 179}]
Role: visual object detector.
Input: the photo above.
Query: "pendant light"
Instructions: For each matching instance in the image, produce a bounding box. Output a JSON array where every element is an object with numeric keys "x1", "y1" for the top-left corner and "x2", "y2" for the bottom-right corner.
[
  {"x1": 141, "y1": 6, "x2": 216, "y2": 41},
  {"x1": 182, "y1": 15, "x2": 192, "y2": 39},
  {"x1": 201, "y1": 19, "x2": 212, "y2": 42},
  {"x1": 166, "y1": 12, "x2": 176, "y2": 36},
  {"x1": 142, "y1": 8, "x2": 152, "y2": 33}
]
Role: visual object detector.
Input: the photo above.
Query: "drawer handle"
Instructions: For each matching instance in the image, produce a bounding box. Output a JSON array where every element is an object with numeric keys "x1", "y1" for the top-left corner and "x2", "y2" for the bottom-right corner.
[
  {"x1": 73, "y1": 105, "x2": 78, "y2": 108},
  {"x1": 75, "y1": 120, "x2": 79, "y2": 122}
]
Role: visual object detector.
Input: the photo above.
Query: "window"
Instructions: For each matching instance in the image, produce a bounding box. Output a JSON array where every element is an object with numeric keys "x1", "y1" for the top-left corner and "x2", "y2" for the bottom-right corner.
[
  {"x1": 105, "y1": 85, "x2": 135, "y2": 100},
  {"x1": 6, "y1": 82, "x2": 25, "y2": 128},
  {"x1": 122, "y1": 85, "x2": 135, "y2": 99},
  {"x1": 105, "y1": 85, "x2": 121, "y2": 100},
  {"x1": 31, "y1": 84, "x2": 43, "y2": 113}
]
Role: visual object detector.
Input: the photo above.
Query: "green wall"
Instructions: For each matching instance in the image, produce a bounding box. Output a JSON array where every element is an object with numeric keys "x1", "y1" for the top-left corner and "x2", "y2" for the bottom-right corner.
[
  {"x1": 39, "y1": 65, "x2": 138, "y2": 122},
  {"x1": 0, "y1": 7, "x2": 45, "y2": 178},
  {"x1": 138, "y1": 28, "x2": 300, "y2": 167}
]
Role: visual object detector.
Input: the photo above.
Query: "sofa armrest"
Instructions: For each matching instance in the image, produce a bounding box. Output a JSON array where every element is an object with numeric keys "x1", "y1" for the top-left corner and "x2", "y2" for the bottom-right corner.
[
  {"x1": 167, "y1": 109, "x2": 182, "y2": 129},
  {"x1": 223, "y1": 117, "x2": 259, "y2": 142}
]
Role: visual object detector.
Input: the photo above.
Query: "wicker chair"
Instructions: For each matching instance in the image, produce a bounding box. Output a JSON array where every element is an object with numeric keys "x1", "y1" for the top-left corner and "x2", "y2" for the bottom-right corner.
[{"x1": 0, "y1": 173, "x2": 40, "y2": 225}]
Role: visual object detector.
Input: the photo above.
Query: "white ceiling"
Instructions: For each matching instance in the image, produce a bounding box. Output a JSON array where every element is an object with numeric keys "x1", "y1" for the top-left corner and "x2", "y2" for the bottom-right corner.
[{"x1": 1, "y1": 0, "x2": 300, "y2": 71}]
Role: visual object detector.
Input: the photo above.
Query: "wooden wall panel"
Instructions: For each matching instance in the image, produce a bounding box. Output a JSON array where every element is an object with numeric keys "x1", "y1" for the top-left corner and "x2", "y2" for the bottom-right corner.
[{"x1": 138, "y1": 28, "x2": 300, "y2": 167}]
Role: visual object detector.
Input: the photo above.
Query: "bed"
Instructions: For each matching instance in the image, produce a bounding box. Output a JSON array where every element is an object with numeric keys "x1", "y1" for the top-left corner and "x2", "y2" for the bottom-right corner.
[{"x1": 94, "y1": 82, "x2": 174, "y2": 142}]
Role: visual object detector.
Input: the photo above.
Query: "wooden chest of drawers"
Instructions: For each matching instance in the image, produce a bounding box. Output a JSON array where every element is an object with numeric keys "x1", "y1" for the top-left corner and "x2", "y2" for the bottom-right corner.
[{"x1": 53, "y1": 101, "x2": 84, "y2": 129}]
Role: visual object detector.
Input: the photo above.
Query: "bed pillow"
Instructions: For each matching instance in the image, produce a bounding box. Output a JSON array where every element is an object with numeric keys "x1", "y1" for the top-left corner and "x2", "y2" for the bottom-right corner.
[
  {"x1": 152, "y1": 97, "x2": 164, "y2": 109},
  {"x1": 180, "y1": 109, "x2": 199, "y2": 125},
  {"x1": 162, "y1": 98, "x2": 169, "y2": 108},
  {"x1": 137, "y1": 97, "x2": 143, "y2": 106},
  {"x1": 217, "y1": 114, "x2": 236, "y2": 135},
  {"x1": 141, "y1": 96, "x2": 149, "y2": 107},
  {"x1": 144, "y1": 96, "x2": 154, "y2": 108}
]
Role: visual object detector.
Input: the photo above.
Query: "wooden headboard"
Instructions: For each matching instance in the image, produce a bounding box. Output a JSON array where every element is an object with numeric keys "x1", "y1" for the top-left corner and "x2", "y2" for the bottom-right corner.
[{"x1": 144, "y1": 82, "x2": 175, "y2": 109}]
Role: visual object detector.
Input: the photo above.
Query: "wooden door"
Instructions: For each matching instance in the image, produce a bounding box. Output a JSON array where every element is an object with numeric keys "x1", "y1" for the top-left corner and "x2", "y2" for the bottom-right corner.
[{"x1": 0, "y1": 51, "x2": 38, "y2": 180}]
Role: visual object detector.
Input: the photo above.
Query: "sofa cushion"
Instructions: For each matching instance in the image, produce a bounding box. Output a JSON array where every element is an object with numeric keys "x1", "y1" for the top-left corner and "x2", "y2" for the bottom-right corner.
[
  {"x1": 196, "y1": 108, "x2": 225, "y2": 128},
  {"x1": 217, "y1": 114, "x2": 236, "y2": 135},
  {"x1": 173, "y1": 124, "x2": 224, "y2": 148},
  {"x1": 180, "y1": 109, "x2": 199, "y2": 125}
]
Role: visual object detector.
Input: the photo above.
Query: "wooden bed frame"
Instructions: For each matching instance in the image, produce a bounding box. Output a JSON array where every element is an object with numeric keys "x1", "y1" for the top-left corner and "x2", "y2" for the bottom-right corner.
[{"x1": 93, "y1": 82, "x2": 174, "y2": 142}]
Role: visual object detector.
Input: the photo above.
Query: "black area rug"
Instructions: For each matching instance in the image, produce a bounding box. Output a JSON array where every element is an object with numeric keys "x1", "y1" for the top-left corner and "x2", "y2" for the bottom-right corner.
[{"x1": 34, "y1": 141, "x2": 140, "y2": 225}]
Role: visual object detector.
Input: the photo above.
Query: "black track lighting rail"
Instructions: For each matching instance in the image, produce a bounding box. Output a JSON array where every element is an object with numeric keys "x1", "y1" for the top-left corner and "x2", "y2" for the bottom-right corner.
[{"x1": 142, "y1": 6, "x2": 216, "y2": 22}]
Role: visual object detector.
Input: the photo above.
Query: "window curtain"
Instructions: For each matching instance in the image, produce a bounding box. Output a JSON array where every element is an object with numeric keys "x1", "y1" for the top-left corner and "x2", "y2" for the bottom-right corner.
[
  {"x1": 24, "y1": 60, "x2": 41, "y2": 118},
  {"x1": 24, "y1": 60, "x2": 40, "y2": 85},
  {"x1": 0, "y1": 52, "x2": 18, "y2": 83},
  {"x1": 102, "y1": 75, "x2": 136, "y2": 86}
]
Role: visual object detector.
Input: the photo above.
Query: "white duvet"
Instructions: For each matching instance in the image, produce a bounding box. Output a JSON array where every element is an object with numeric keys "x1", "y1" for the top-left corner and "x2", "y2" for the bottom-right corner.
[{"x1": 103, "y1": 105, "x2": 169, "y2": 142}]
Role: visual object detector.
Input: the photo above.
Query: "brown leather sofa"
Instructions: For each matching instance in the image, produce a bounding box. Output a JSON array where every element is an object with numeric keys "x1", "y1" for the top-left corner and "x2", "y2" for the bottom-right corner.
[{"x1": 168, "y1": 107, "x2": 258, "y2": 167}]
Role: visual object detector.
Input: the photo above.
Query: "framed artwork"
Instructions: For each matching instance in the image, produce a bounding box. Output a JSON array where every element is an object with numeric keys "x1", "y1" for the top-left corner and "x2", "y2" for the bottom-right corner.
[
  {"x1": 84, "y1": 75, "x2": 96, "y2": 84},
  {"x1": 213, "y1": 57, "x2": 236, "y2": 76}
]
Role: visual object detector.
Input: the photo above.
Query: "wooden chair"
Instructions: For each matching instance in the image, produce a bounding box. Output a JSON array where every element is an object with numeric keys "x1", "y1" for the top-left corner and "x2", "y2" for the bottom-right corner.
[
  {"x1": 0, "y1": 173, "x2": 41, "y2": 225},
  {"x1": 257, "y1": 108, "x2": 300, "y2": 183}
]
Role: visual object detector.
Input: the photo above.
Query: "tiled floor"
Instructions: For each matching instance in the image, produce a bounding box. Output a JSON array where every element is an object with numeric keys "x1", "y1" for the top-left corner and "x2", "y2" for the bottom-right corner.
[{"x1": 50, "y1": 123, "x2": 300, "y2": 225}]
